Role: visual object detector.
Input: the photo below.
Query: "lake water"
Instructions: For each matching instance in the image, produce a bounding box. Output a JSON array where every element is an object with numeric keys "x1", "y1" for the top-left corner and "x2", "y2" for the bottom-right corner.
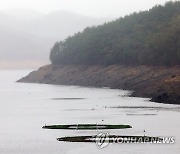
[{"x1": 0, "y1": 70, "x2": 180, "y2": 154}]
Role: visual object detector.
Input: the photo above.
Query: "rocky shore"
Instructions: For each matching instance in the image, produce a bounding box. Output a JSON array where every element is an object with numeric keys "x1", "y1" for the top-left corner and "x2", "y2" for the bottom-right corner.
[{"x1": 17, "y1": 64, "x2": 180, "y2": 104}]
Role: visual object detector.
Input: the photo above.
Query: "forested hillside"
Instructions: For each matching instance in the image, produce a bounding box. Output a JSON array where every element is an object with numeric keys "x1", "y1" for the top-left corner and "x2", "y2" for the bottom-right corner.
[{"x1": 50, "y1": 1, "x2": 180, "y2": 66}]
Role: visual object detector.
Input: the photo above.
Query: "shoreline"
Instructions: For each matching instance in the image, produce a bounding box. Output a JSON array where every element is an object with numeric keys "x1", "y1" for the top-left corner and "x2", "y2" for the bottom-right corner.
[{"x1": 17, "y1": 64, "x2": 180, "y2": 104}]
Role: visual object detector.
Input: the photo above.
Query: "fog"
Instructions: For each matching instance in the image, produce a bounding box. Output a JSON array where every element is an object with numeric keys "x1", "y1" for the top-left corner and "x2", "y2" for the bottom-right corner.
[
  {"x1": 0, "y1": 0, "x2": 173, "y2": 18},
  {"x1": 0, "y1": 0, "x2": 172, "y2": 69},
  {"x1": 0, "y1": 10, "x2": 112, "y2": 69}
]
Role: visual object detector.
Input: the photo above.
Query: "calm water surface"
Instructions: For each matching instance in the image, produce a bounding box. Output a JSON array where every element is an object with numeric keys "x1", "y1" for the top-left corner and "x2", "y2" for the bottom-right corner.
[{"x1": 0, "y1": 70, "x2": 180, "y2": 154}]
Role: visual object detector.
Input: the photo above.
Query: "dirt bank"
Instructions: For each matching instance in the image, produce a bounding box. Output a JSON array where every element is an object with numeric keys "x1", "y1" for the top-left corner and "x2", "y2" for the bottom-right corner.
[{"x1": 17, "y1": 64, "x2": 180, "y2": 104}]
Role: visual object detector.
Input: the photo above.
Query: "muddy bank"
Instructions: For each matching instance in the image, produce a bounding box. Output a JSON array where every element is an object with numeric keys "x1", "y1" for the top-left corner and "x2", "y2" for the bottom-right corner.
[{"x1": 17, "y1": 64, "x2": 180, "y2": 104}]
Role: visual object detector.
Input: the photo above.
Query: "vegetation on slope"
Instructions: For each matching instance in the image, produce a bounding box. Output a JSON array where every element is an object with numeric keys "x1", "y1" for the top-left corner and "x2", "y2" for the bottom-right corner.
[{"x1": 50, "y1": 1, "x2": 180, "y2": 66}]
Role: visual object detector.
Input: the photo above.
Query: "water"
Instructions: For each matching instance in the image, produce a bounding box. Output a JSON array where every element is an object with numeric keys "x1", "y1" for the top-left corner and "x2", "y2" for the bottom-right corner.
[{"x1": 0, "y1": 70, "x2": 180, "y2": 154}]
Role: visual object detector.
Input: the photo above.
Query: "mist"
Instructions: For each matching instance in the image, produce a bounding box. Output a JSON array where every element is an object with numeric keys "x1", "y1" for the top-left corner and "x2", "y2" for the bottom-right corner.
[
  {"x1": 0, "y1": 10, "x2": 112, "y2": 69},
  {"x1": 0, "y1": 0, "x2": 172, "y2": 69}
]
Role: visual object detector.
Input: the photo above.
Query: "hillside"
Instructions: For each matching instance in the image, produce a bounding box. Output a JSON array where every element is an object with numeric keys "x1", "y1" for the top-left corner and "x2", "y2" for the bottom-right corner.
[
  {"x1": 18, "y1": 64, "x2": 180, "y2": 104},
  {"x1": 50, "y1": 1, "x2": 180, "y2": 66},
  {"x1": 18, "y1": 1, "x2": 180, "y2": 104}
]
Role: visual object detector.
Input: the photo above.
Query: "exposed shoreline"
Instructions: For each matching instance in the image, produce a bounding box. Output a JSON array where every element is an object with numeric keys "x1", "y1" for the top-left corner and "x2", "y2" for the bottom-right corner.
[{"x1": 17, "y1": 64, "x2": 180, "y2": 104}]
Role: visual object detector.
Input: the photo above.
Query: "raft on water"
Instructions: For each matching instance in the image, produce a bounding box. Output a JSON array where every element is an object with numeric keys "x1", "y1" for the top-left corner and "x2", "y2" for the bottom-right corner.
[
  {"x1": 42, "y1": 124, "x2": 132, "y2": 130},
  {"x1": 57, "y1": 135, "x2": 163, "y2": 143}
]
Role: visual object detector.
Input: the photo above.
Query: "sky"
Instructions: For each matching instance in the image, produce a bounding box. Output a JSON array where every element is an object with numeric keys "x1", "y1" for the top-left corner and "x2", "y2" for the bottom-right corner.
[{"x1": 0, "y1": 0, "x2": 176, "y2": 18}]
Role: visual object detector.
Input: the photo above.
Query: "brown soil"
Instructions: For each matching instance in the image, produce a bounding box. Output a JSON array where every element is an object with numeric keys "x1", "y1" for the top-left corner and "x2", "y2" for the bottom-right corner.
[{"x1": 17, "y1": 64, "x2": 180, "y2": 104}]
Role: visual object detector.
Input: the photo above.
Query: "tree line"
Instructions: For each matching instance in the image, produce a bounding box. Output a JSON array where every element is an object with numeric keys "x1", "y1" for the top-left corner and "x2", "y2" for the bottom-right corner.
[{"x1": 50, "y1": 1, "x2": 180, "y2": 66}]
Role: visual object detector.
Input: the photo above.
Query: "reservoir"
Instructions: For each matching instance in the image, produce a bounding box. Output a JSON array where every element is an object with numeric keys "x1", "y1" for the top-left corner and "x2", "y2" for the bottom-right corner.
[{"x1": 0, "y1": 70, "x2": 179, "y2": 154}]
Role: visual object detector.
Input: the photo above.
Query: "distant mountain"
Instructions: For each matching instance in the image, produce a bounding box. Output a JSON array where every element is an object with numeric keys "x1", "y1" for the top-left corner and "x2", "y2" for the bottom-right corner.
[
  {"x1": 0, "y1": 10, "x2": 113, "y2": 69},
  {"x1": 4, "y1": 9, "x2": 44, "y2": 21},
  {"x1": 25, "y1": 11, "x2": 113, "y2": 39}
]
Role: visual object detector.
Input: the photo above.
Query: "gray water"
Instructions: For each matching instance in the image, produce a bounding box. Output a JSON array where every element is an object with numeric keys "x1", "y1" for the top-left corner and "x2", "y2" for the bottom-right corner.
[{"x1": 0, "y1": 70, "x2": 180, "y2": 154}]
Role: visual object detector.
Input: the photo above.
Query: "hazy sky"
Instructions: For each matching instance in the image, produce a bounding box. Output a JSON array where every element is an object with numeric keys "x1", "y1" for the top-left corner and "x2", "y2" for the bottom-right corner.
[{"x1": 0, "y1": 0, "x2": 175, "y2": 18}]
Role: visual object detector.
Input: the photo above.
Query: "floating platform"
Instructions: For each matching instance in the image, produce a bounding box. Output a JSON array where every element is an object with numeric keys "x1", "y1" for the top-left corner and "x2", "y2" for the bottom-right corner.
[
  {"x1": 57, "y1": 135, "x2": 163, "y2": 143},
  {"x1": 42, "y1": 124, "x2": 132, "y2": 130}
]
